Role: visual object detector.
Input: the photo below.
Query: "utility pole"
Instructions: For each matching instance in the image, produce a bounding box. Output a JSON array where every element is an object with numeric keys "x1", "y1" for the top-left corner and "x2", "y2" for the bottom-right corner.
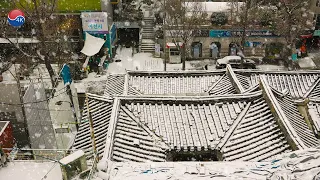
[
  {"x1": 163, "y1": 0, "x2": 167, "y2": 71},
  {"x1": 85, "y1": 94, "x2": 97, "y2": 159},
  {"x1": 66, "y1": 84, "x2": 79, "y2": 130}
]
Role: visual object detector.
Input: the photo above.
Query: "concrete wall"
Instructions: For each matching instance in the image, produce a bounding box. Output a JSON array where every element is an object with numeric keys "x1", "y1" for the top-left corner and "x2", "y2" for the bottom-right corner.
[
  {"x1": 165, "y1": 36, "x2": 286, "y2": 58},
  {"x1": 23, "y1": 82, "x2": 57, "y2": 149}
]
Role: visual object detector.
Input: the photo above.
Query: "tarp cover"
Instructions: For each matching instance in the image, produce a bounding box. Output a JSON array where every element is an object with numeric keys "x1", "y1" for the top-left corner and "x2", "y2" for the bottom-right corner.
[{"x1": 81, "y1": 32, "x2": 106, "y2": 56}]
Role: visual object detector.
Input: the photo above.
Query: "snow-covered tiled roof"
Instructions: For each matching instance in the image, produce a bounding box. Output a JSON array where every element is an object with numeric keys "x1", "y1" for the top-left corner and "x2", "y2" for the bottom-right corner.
[
  {"x1": 308, "y1": 101, "x2": 320, "y2": 135},
  {"x1": 208, "y1": 74, "x2": 237, "y2": 95},
  {"x1": 104, "y1": 74, "x2": 125, "y2": 97},
  {"x1": 111, "y1": 106, "x2": 167, "y2": 162},
  {"x1": 273, "y1": 90, "x2": 320, "y2": 148},
  {"x1": 103, "y1": 70, "x2": 320, "y2": 98},
  {"x1": 307, "y1": 78, "x2": 320, "y2": 98},
  {"x1": 127, "y1": 71, "x2": 224, "y2": 95},
  {"x1": 218, "y1": 97, "x2": 291, "y2": 161},
  {"x1": 122, "y1": 96, "x2": 250, "y2": 152},
  {"x1": 234, "y1": 71, "x2": 320, "y2": 98},
  {"x1": 73, "y1": 94, "x2": 113, "y2": 158},
  {"x1": 95, "y1": 91, "x2": 313, "y2": 162}
]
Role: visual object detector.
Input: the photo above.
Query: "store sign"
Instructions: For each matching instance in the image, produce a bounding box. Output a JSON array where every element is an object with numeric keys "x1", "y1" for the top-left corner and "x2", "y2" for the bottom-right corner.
[
  {"x1": 166, "y1": 29, "x2": 209, "y2": 37},
  {"x1": 314, "y1": 30, "x2": 320, "y2": 36},
  {"x1": 191, "y1": 30, "x2": 209, "y2": 37},
  {"x1": 209, "y1": 30, "x2": 231, "y2": 37},
  {"x1": 231, "y1": 30, "x2": 277, "y2": 37},
  {"x1": 81, "y1": 12, "x2": 108, "y2": 34},
  {"x1": 210, "y1": 30, "x2": 277, "y2": 37}
]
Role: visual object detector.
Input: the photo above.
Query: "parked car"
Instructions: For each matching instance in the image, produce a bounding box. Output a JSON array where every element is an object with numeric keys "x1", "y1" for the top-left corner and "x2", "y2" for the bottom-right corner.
[{"x1": 216, "y1": 56, "x2": 256, "y2": 69}]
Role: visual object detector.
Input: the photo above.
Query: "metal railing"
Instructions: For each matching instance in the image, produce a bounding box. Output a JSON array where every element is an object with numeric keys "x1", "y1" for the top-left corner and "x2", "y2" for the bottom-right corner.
[{"x1": 4, "y1": 148, "x2": 74, "y2": 162}]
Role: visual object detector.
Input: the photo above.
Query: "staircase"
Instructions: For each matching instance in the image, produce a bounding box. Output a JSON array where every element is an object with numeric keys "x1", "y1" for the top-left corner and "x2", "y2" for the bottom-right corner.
[{"x1": 141, "y1": 16, "x2": 155, "y2": 53}]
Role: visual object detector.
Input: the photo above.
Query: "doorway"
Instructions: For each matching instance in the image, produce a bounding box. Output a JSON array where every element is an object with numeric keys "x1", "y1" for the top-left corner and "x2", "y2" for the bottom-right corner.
[
  {"x1": 191, "y1": 42, "x2": 202, "y2": 58},
  {"x1": 210, "y1": 42, "x2": 221, "y2": 58}
]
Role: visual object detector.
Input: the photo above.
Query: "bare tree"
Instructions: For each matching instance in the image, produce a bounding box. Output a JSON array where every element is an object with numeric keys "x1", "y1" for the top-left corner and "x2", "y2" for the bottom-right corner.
[
  {"x1": 265, "y1": 0, "x2": 314, "y2": 67},
  {"x1": 1, "y1": 0, "x2": 79, "y2": 87},
  {"x1": 164, "y1": 0, "x2": 208, "y2": 70}
]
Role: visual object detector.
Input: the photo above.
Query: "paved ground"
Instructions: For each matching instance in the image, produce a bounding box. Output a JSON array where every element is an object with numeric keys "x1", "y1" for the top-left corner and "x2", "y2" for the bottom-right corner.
[{"x1": 106, "y1": 48, "x2": 287, "y2": 72}]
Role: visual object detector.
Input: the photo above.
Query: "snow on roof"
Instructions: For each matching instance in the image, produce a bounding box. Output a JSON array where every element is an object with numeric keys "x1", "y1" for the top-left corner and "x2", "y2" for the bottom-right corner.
[
  {"x1": 100, "y1": 147, "x2": 320, "y2": 180},
  {"x1": 59, "y1": 150, "x2": 85, "y2": 165},
  {"x1": 74, "y1": 82, "x2": 86, "y2": 93},
  {"x1": 0, "y1": 121, "x2": 9, "y2": 136},
  {"x1": 166, "y1": 42, "x2": 183, "y2": 47},
  {"x1": 0, "y1": 162, "x2": 62, "y2": 180}
]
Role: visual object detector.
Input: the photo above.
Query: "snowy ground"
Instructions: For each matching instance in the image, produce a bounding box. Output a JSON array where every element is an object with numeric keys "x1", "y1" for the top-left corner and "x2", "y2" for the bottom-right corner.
[
  {"x1": 0, "y1": 161, "x2": 62, "y2": 180},
  {"x1": 108, "y1": 48, "x2": 287, "y2": 72},
  {"x1": 99, "y1": 147, "x2": 320, "y2": 180}
]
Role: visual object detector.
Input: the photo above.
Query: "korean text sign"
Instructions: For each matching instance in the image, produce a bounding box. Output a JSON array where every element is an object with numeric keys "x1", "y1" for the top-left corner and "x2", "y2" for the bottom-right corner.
[{"x1": 81, "y1": 12, "x2": 108, "y2": 34}]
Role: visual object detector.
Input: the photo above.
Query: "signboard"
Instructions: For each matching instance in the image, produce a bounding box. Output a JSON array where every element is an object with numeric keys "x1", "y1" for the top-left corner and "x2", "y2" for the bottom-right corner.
[
  {"x1": 209, "y1": 30, "x2": 231, "y2": 37},
  {"x1": 81, "y1": 12, "x2": 108, "y2": 34},
  {"x1": 191, "y1": 30, "x2": 210, "y2": 37},
  {"x1": 231, "y1": 30, "x2": 277, "y2": 37},
  {"x1": 155, "y1": 44, "x2": 161, "y2": 57},
  {"x1": 314, "y1": 30, "x2": 320, "y2": 36},
  {"x1": 210, "y1": 30, "x2": 277, "y2": 38}
]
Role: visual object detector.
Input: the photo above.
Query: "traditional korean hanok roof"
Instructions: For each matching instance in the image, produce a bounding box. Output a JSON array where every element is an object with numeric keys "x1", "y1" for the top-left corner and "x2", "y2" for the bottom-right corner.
[
  {"x1": 121, "y1": 95, "x2": 257, "y2": 152},
  {"x1": 111, "y1": 106, "x2": 167, "y2": 162},
  {"x1": 307, "y1": 100, "x2": 320, "y2": 135},
  {"x1": 99, "y1": 91, "x2": 297, "y2": 162},
  {"x1": 217, "y1": 96, "x2": 291, "y2": 161},
  {"x1": 73, "y1": 94, "x2": 113, "y2": 158},
  {"x1": 126, "y1": 71, "x2": 224, "y2": 95},
  {"x1": 271, "y1": 88, "x2": 320, "y2": 148},
  {"x1": 305, "y1": 78, "x2": 320, "y2": 98},
  {"x1": 104, "y1": 74, "x2": 125, "y2": 97},
  {"x1": 233, "y1": 70, "x2": 320, "y2": 98},
  {"x1": 208, "y1": 74, "x2": 237, "y2": 95}
]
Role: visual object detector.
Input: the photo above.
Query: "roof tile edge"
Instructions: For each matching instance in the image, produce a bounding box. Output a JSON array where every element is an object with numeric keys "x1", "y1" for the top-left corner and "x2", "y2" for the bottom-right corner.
[{"x1": 260, "y1": 75, "x2": 307, "y2": 150}]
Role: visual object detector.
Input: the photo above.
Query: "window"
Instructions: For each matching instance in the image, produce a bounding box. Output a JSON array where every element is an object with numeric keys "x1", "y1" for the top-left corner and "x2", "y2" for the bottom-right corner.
[{"x1": 170, "y1": 51, "x2": 180, "y2": 56}]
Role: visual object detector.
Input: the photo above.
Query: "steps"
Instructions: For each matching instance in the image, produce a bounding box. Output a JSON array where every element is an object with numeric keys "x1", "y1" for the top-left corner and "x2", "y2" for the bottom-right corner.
[{"x1": 141, "y1": 17, "x2": 155, "y2": 53}]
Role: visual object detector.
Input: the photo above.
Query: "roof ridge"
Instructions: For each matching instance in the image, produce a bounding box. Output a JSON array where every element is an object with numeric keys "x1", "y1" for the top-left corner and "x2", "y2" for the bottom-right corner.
[
  {"x1": 260, "y1": 75, "x2": 307, "y2": 150},
  {"x1": 303, "y1": 77, "x2": 320, "y2": 98},
  {"x1": 206, "y1": 73, "x2": 226, "y2": 92},
  {"x1": 86, "y1": 93, "x2": 113, "y2": 102},
  {"x1": 116, "y1": 91, "x2": 262, "y2": 102}
]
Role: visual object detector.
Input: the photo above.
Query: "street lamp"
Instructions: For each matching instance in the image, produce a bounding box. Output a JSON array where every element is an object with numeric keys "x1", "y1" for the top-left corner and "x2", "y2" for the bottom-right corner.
[{"x1": 55, "y1": 100, "x2": 79, "y2": 130}]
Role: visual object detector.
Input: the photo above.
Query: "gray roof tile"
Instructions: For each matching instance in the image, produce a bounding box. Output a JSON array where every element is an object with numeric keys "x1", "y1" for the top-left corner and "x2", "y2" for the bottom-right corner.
[
  {"x1": 273, "y1": 90, "x2": 320, "y2": 148},
  {"x1": 220, "y1": 97, "x2": 290, "y2": 161},
  {"x1": 73, "y1": 94, "x2": 113, "y2": 158}
]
